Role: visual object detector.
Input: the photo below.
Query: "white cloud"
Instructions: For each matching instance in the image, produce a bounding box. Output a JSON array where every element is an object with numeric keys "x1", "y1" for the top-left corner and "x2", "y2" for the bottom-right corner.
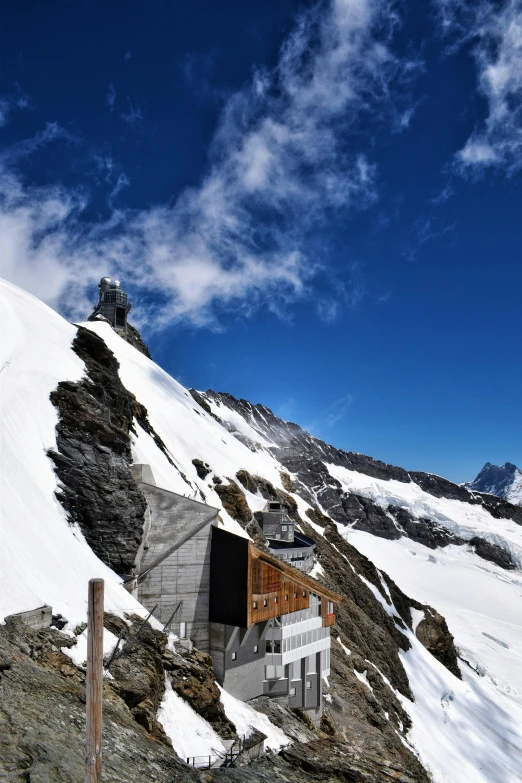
[
  {"x1": 435, "y1": 0, "x2": 522, "y2": 175},
  {"x1": 0, "y1": 0, "x2": 405, "y2": 329},
  {"x1": 106, "y1": 82, "x2": 116, "y2": 110}
]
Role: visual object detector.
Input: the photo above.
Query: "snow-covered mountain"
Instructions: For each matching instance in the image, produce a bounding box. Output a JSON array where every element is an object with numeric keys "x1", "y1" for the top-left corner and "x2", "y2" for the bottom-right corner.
[
  {"x1": 465, "y1": 462, "x2": 522, "y2": 507},
  {"x1": 1, "y1": 278, "x2": 522, "y2": 783}
]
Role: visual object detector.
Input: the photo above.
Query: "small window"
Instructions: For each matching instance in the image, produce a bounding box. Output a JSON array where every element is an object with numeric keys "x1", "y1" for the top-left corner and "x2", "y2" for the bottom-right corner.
[
  {"x1": 294, "y1": 592, "x2": 298, "y2": 599},
  {"x1": 253, "y1": 601, "x2": 257, "y2": 609},
  {"x1": 306, "y1": 681, "x2": 312, "y2": 689},
  {"x1": 231, "y1": 652, "x2": 237, "y2": 661},
  {"x1": 263, "y1": 599, "x2": 268, "y2": 607},
  {"x1": 254, "y1": 645, "x2": 259, "y2": 654},
  {"x1": 179, "y1": 622, "x2": 187, "y2": 638},
  {"x1": 274, "y1": 597, "x2": 278, "y2": 604},
  {"x1": 290, "y1": 687, "x2": 296, "y2": 696},
  {"x1": 285, "y1": 594, "x2": 289, "y2": 601},
  {"x1": 282, "y1": 525, "x2": 287, "y2": 531},
  {"x1": 302, "y1": 590, "x2": 306, "y2": 597}
]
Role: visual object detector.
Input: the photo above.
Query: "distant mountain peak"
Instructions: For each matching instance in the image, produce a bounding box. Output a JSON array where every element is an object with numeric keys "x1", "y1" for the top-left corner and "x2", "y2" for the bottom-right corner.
[{"x1": 465, "y1": 461, "x2": 522, "y2": 506}]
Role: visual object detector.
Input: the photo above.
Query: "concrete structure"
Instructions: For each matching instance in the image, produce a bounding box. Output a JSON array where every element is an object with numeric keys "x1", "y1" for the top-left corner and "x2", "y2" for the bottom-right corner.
[
  {"x1": 131, "y1": 464, "x2": 219, "y2": 650},
  {"x1": 130, "y1": 464, "x2": 340, "y2": 721},
  {"x1": 6, "y1": 605, "x2": 52, "y2": 630},
  {"x1": 260, "y1": 500, "x2": 316, "y2": 573},
  {"x1": 91, "y1": 277, "x2": 132, "y2": 335}
]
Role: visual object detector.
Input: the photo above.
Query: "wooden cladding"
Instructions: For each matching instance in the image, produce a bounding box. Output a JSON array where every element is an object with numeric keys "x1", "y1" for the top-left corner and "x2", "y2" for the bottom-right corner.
[
  {"x1": 322, "y1": 614, "x2": 336, "y2": 628},
  {"x1": 252, "y1": 560, "x2": 283, "y2": 595}
]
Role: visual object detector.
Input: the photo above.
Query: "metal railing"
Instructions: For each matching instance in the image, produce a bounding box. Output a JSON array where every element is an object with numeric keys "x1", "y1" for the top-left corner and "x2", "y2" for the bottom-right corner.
[{"x1": 186, "y1": 736, "x2": 247, "y2": 769}]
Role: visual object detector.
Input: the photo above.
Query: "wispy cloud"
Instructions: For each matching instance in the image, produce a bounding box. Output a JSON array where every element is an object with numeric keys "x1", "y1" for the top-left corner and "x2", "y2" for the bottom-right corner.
[
  {"x1": 403, "y1": 215, "x2": 457, "y2": 262},
  {"x1": 0, "y1": 85, "x2": 33, "y2": 127},
  {"x1": 434, "y1": 0, "x2": 522, "y2": 175},
  {"x1": 106, "y1": 82, "x2": 116, "y2": 111},
  {"x1": 0, "y1": 0, "x2": 408, "y2": 329},
  {"x1": 120, "y1": 99, "x2": 143, "y2": 124}
]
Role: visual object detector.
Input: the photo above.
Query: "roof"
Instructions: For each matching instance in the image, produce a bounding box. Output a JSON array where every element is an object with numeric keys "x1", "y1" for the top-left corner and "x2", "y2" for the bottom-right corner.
[
  {"x1": 268, "y1": 531, "x2": 316, "y2": 550},
  {"x1": 250, "y1": 542, "x2": 342, "y2": 604},
  {"x1": 134, "y1": 481, "x2": 219, "y2": 578}
]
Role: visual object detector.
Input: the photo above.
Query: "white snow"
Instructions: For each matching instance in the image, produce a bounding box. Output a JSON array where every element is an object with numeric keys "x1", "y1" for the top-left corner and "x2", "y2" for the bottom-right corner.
[
  {"x1": 158, "y1": 678, "x2": 227, "y2": 761},
  {"x1": 347, "y1": 529, "x2": 522, "y2": 783},
  {"x1": 354, "y1": 668, "x2": 373, "y2": 693},
  {"x1": 327, "y1": 462, "x2": 522, "y2": 568},
  {"x1": 218, "y1": 685, "x2": 290, "y2": 751},
  {"x1": 0, "y1": 279, "x2": 147, "y2": 631}
]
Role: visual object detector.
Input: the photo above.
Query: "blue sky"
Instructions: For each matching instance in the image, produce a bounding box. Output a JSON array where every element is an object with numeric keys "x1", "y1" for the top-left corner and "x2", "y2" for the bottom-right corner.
[{"x1": 1, "y1": 0, "x2": 521, "y2": 482}]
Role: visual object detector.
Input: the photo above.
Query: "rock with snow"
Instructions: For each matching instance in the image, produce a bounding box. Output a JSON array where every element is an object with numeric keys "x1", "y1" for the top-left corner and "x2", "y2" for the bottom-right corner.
[{"x1": 465, "y1": 462, "x2": 522, "y2": 506}]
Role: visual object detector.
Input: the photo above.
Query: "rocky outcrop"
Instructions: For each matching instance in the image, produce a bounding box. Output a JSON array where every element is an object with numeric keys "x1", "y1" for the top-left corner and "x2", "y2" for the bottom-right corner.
[
  {"x1": 48, "y1": 326, "x2": 176, "y2": 576},
  {"x1": 214, "y1": 479, "x2": 252, "y2": 525},
  {"x1": 0, "y1": 618, "x2": 203, "y2": 783},
  {"x1": 193, "y1": 458, "x2": 212, "y2": 480},
  {"x1": 166, "y1": 646, "x2": 236, "y2": 739},
  {"x1": 123, "y1": 323, "x2": 152, "y2": 358}
]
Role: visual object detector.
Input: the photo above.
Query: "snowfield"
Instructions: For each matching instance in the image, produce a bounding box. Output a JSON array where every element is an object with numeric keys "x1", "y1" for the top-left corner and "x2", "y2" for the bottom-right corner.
[
  {"x1": 2, "y1": 278, "x2": 522, "y2": 781},
  {"x1": 346, "y1": 530, "x2": 522, "y2": 783},
  {"x1": 327, "y1": 462, "x2": 522, "y2": 568}
]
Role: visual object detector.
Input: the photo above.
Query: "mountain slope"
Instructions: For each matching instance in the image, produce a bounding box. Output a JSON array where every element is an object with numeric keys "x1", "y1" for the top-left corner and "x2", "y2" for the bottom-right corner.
[
  {"x1": 2, "y1": 278, "x2": 522, "y2": 783},
  {"x1": 465, "y1": 462, "x2": 522, "y2": 506}
]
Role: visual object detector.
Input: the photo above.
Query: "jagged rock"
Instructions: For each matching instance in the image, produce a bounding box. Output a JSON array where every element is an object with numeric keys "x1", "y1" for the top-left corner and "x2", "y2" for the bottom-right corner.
[
  {"x1": 415, "y1": 610, "x2": 461, "y2": 679},
  {"x1": 168, "y1": 647, "x2": 236, "y2": 739},
  {"x1": 193, "y1": 458, "x2": 212, "y2": 480},
  {"x1": 468, "y1": 536, "x2": 516, "y2": 569},
  {"x1": 0, "y1": 618, "x2": 203, "y2": 783},
  {"x1": 123, "y1": 323, "x2": 152, "y2": 358},
  {"x1": 47, "y1": 326, "x2": 177, "y2": 575},
  {"x1": 214, "y1": 479, "x2": 252, "y2": 525},
  {"x1": 107, "y1": 615, "x2": 170, "y2": 743}
]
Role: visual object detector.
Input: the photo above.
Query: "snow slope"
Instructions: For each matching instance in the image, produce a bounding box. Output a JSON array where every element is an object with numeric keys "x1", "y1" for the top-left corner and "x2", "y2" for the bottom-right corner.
[
  {"x1": 0, "y1": 279, "x2": 146, "y2": 629},
  {"x1": 346, "y1": 530, "x2": 522, "y2": 783}
]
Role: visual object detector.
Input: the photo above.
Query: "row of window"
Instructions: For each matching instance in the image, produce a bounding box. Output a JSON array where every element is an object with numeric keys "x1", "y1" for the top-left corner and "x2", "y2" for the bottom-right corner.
[{"x1": 252, "y1": 590, "x2": 307, "y2": 610}]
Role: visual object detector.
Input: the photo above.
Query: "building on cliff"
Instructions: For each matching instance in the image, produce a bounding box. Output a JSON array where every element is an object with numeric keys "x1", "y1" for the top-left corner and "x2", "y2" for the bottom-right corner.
[
  {"x1": 91, "y1": 277, "x2": 132, "y2": 335},
  {"x1": 130, "y1": 464, "x2": 341, "y2": 724},
  {"x1": 258, "y1": 500, "x2": 316, "y2": 573}
]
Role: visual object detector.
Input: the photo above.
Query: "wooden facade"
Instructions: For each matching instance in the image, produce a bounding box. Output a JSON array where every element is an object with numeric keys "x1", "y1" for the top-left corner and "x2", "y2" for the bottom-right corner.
[
  {"x1": 209, "y1": 527, "x2": 342, "y2": 630},
  {"x1": 247, "y1": 543, "x2": 341, "y2": 627}
]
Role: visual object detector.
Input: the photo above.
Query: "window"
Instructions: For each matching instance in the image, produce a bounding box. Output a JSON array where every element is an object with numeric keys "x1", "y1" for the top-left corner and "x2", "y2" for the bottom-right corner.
[
  {"x1": 266, "y1": 640, "x2": 273, "y2": 653},
  {"x1": 231, "y1": 652, "x2": 237, "y2": 661},
  {"x1": 302, "y1": 590, "x2": 307, "y2": 597},
  {"x1": 179, "y1": 622, "x2": 187, "y2": 638},
  {"x1": 282, "y1": 525, "x2": 287, "y2": 531},
  {"x1": 290, "y1": 687, "x2": 296, "y2": 696},
  {"x1": 328, "y1": 600, "x2": 334, "y2": 615},
  {"x1": 274, "y1": 596, "x2": 278, "y2": 604},
  {"x1": 285, "y1": 594, "x2": 289, "y2": 601},
  {"x1": 263, "y1": 599, "x2": 268, "y2": 607},
  {"x1": 253, "y1": 601, "x2": 257, "y2": 609},
  {"x1": 294, "y1": 592, "x2": 298, "y2": 599},
  {"x1": 254, "y1": 645, "x2": 259, "y2": 654},
  {"x1": 306, "y1": 681, "x2": 312, "y2": 689}
]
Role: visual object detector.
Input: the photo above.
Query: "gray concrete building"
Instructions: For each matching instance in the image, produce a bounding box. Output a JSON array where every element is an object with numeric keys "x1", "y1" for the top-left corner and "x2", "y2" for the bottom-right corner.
[
  {"x1": 130, "y1": 465, "x2": 340, "y2": 721},
  {"x1": 91, "y1": 277, "x2": 132, "y2": 335}
]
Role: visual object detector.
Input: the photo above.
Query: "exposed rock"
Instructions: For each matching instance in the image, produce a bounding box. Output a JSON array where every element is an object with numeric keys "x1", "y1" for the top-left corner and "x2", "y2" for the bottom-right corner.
[
  {"x1": 468, "y1": 536, "x2": 516, "y2": 569},
  {"x1": 47, "y1": 326, "x2": 179, "y2": 576},
  {"x1": 415, "y1": 609, "x2": 461, "y2": 679},
  {"x1": 107, "y1": 615, "x2": 170, "y2": 742},
  {"x1": 214, "y1": 479, "x2": 252, "y2": 525},
  {"x1": 193, "y1": 458, "x2": 212, "y2": 480},
  {"x1": 123, "y1": 323, "x2": 152, "y2": 359},
  {"x1": 167, "y1": 646, "x2": 236, "y2": 739},
  {"x1": 0, "y1": 619, "x2": 203, "y2": 783}
]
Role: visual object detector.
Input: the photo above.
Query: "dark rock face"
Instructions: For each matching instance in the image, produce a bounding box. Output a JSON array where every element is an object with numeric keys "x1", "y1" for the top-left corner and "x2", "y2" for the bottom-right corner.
[
  {"x1": 48, "y1": 327, "x2": 148, "y2": 575},
  {"x1": 0, "y1": 618, "x2": 203, "y2": 783},
  {"x1": 465, "y1": 461, "x2": 522, "y2": 506},
  {"x1": 468, "y1": 536, "x2": 516, "y2": 570},
  {"x1": 107, "y1": 615, "x2": 171, "y2": 743},
  {"x1": 213, "y1": 479, "x2": 253, "y2": 525},
  {"x1": 123, "y1": 323, "x2": 152, "y2": 358},
  {"x1": 193, "y1": 458, "x2": 212, "y2": 480},
  {"x1": 166, "y1": 647, "x2": 236, "y2": 739}
]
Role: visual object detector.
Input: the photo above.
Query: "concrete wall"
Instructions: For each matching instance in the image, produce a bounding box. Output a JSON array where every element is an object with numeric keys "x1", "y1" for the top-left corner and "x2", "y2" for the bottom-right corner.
[
  {"x1": 139, "y1": 525, "x2": 211, "y2": 651},
  {"x1": 210, "y1": 622, "x2": 266, "y2": 701},
  {"x1": 7, "y1": 605, "x2": 52, "y2": 630}
]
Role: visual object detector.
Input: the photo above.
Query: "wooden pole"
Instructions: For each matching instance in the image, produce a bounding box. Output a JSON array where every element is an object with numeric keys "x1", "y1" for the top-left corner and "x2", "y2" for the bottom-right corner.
[{"x1": 86, "y1": 578, "x2": 104, "y2": 783}]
